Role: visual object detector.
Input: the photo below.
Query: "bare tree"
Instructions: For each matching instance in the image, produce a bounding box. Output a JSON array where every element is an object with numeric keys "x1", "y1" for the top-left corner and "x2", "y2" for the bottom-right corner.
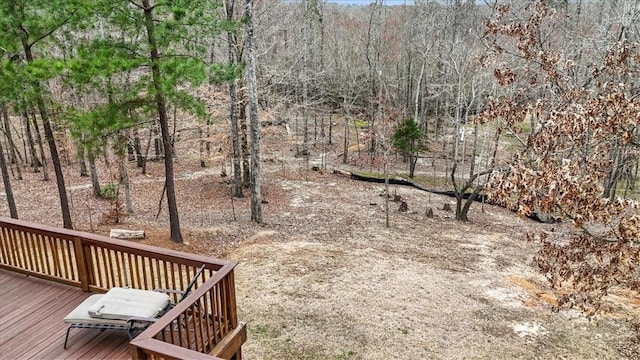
[
  {"x1": 244, "y1": 0, "x2": 263, "y2": 222},
  {"x1": 225, "y1": 0, "x2": 244, "y2": 198}
]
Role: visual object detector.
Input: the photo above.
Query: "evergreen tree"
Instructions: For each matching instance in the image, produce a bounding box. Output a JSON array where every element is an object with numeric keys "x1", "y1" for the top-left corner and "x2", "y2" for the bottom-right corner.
[
  {"x1": 0, "y1": 0, "x2": 86, "y2": 229},
  {"x1": 392, "y1": 118, "x2": 423, "y2": 178},
  {"x1": 65, "y1": 0, "x2": 236, "y2": 242}
]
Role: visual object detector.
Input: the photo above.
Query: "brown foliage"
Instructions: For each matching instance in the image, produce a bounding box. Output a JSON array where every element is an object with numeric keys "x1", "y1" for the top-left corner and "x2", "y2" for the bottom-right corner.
[{"x1": 483, "y1": 1, "x2": 640, "y2": 316}]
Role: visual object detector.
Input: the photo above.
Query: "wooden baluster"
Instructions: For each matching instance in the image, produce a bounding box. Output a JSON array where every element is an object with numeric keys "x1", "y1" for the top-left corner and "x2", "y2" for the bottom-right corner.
[
  {"x1": 133, "y1": 255, "x2": 142, "y2": 289},
  {"x1": 17, "y1": 230, "x2": 30, "y2": 270},
  {"x1": 38, "y1": 234, "x2": 50, "y2": 275},
  {"x1": 9, "y1": 228, "x2": 21, "y2": 267},
  {"x1": 63, "y1": 239, "x2": 74, "y2": 281},
  {"x1": 141, "y1": 257, "x2": 149, "y2": 290},
  {"x1": 105, "y1": 248, "x2": 116, "y2": 288},
  {"x1": 0, "y1": 227, "x2": 11, "y2": 266},
  {"x1": 202, "y1": 293, "x2": 213, "y2": 349},
  {"x1": 115, "y1": 250, "x2": 124, "y2": 287},
  {"x1": 126, "y1": 252, "x2": 134, "y2": 288},
  {"x1": 212, "y1": 286, "x2": 223, "y2": 342},
  {"x1": 160, "y1": 260, "x2": 168, "y2": 291},
  {"x1": 50, "y1": 237, "x2": 62, "y2": 277}
]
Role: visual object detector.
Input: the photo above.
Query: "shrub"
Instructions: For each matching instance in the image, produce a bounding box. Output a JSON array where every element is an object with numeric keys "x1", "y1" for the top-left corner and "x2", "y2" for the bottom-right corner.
[{"x1": 99, "y1": 183, "x2": 118, "y2": 199}]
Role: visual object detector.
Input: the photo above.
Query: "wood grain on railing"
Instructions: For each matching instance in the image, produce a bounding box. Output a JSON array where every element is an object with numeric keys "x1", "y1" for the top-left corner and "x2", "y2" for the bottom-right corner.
[
  {"x1": 0, "y1": 224, "x2": 80, "y2": 286},
  {"x1": 133, "y1": 263, "x2": 240, "y2": 356},
  {"x1": 130, "y1": 338, "x2": 225, "y2": 360}
]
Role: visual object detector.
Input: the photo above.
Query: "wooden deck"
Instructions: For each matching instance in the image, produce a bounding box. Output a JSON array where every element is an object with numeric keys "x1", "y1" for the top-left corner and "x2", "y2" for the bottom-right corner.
[{"x1": 0, "y1": 269, "x2": 131, "y2": 360}]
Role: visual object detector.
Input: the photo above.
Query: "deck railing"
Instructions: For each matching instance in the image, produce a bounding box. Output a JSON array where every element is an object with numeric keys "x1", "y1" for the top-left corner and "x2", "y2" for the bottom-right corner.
[{"x1": 0, "y1": 217, "x2": 246, "y2": 360}]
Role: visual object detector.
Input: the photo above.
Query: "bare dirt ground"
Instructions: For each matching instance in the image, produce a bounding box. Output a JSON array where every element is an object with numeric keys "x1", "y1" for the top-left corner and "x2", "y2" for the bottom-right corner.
[{"x1": 1, "y1": 122, "x2": 638, "y2": 359}]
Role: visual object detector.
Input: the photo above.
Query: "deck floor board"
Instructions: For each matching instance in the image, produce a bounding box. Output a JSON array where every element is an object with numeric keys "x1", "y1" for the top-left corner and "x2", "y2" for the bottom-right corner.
[{"x1": 0, "y1": 269, "x2": 131, "y2": 359}]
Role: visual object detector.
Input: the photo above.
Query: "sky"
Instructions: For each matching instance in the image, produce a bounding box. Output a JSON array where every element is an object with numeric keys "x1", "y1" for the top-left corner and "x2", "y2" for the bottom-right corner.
[{"x1": 325, "y1": 0, "x2": 415, "y2": 5}]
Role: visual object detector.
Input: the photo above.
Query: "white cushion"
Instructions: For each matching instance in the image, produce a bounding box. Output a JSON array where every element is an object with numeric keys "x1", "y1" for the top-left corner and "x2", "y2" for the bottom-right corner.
[
  {"x1": 87, "y1": 287, "x2": 171, "y2": 320},
  {"x1": 64, "y1": 295, "x2": 126, "y2": 325}
]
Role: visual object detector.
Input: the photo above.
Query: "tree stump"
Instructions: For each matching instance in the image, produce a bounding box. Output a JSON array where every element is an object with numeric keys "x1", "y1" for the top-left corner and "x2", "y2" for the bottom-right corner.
[
  {"x1": 442, "y1": 203, "x2": 452, "y2": 212},
  {"x1": 425, "y1": 207, "x2": 434, "y2": 218},
  {"x1": 398, "y1": 201, "x2": 408, "y2": 212},
  {"x1": 110, "y1": 229, "x2": 145, "y2": 240}
]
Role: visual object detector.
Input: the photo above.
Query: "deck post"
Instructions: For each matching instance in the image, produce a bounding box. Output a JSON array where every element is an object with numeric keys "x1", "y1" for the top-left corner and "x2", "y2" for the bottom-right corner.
[
  {"x1": 227, "y1": 269, "x2": 239, "y2": 328},
  {"x1": 130, "y1": 345, "x2": 148, "y2": 360},
  {"x1": 73, "y1": 236, "x2": 90, "y2": 292}
]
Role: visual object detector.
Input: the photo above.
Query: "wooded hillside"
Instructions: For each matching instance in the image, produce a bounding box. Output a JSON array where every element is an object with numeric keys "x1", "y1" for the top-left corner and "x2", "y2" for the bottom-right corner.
[{"x1": 0, "y1": 0, "x2": 638, "y2": 339}]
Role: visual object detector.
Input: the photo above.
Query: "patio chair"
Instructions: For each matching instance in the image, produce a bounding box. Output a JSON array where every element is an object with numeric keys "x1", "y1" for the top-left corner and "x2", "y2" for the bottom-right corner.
[{"x1": 63, "y1": 264, "x2": 206, "y2": 349}]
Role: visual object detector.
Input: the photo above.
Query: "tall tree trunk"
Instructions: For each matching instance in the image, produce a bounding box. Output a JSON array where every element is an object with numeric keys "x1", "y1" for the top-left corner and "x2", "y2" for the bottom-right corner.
[
  {"x1": 603, "y1": 141, "x2": 623, "y2": 200},
  {"x1": 414, "y1": 59, "x2": 426, "y2": 129},
  {"x1": 302, "y1": 3, "x2": 310, "y2": 156},
  {"x1": 0, "y1": 135, "x2": 18, "y2": 219},
  {"x1": 365, "y1": 0, "x2": 382, "y2": 155},
  {"x1": 384, "y1": 162, "x2": 389, "y2": 228},
  {"x1": 119, "y1": 160, "x2": 134, "y2": 214},
  {"x1": 199, "y1": 126, "x2": 206, "y2": 167},
  {"x1": 1, "y1": 103, "x2": 22, "y2": 180},
  {"x1": 36, "y1": 100, "x2": 71, "y2": 227},
  {"x1": 328, "y1": 114, "x2": 332, "y2": 145},
  {"x1": 30, "y1": 110, "x2": 49, "y2": 180},
  {"x1": 76, "y1": 140, "x2": 89, "y2": 177},
  {"x1": 116, "y1": 132, "x2": 134, "y2": 213},
  {"x1": 225, "y1": 0, "x2": 243, "y2": 198},
  {"x1": 88, "y1": 149, "x2": 100, "y2": 197},
  {"x1": 118, "y1": 157, "x2": 134, "y2": 214},
  {"x1": 239, "y1": 93, "x2": 251, "y2": 188},
  {"x1": 244, "y1": 0, "x2": 262, "y2": 223},
  {"x1": 232, "y1": 37, "x2": 250, "y2": 188},
  {"x1": 343, "y1": 110, "x2": 349, "y2": 163},
  {"x1": 132, "y1": 128, "x2": 144, "y2": 168},
  {"x1": 409, "y1": 150, "x2": 417, "y2": 178},
  {"x1": 22, "y1": 110, "x2": 40, "y2": 171},
  {"x1": 141, "y1": 127, "x2": 153, "y2": 175},
  {"x1": 142, "y1": 0, "x2": 182, "y2": 242},
  {"x1": 21, "y1": 38, "x2": 72, "y2": 228}
]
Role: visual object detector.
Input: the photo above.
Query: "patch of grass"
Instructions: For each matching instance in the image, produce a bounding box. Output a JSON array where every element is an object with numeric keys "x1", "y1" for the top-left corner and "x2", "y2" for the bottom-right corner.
[
  {"x1": 269, "y1": 333, "x2": 328, "y2": 360},
  {"x1": 353, "y1": 170, "x2": 384, "y2": 179},
  {"x1": 254, "y1": 324, "x2": 270, "y2": 337},
  {"x1": 408, "y1": 174, "x2": 450, "y2": 188},
  {"x1": 336, "y1": 350, "x2": 357, "y2": 359},
  {"x1": 616, "y1": 179, "x2": 640, "y2": 201},
  {"x1": 353, "y1": 119, "x2": 368, "y2": 129}
]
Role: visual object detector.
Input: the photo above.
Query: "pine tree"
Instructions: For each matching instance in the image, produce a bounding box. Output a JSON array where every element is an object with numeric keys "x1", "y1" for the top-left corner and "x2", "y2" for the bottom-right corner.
[
  {"x1": 63, "y1": 0, "x2": 237, "y2": 241},
  {"x1": 0, "y1": 0, "x2": 85, "y2": 228}
]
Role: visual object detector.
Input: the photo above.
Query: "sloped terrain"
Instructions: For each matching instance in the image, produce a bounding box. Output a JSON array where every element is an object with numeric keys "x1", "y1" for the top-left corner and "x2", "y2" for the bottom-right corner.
[{"x1": 1, "y1": 122, "x2": 638, "y2": 359}]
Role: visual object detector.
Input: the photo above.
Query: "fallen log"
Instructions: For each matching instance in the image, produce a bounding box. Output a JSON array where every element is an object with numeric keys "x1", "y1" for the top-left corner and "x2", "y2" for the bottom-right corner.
[
  {"x1": 336, "y1": 168, "x2": 558, "y2": 224},
  {"x1": 345, "y1": 170, "x2": 489, "y2": 202},
  {"x1": 110, "y1": 229, "x2": 145, "y2": 240}
]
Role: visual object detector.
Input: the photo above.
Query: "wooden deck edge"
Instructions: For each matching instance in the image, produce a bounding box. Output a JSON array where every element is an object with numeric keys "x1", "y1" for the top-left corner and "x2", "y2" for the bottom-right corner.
[
  {"x1": 0, "y1": 264, "x2": 81, "y2": 289},
  {"x1": 210, "y1": 322, "x2": 247, "y2": 360},
  {"x1": 130, "y1": 338, "x2": 223, "y2": 360}
]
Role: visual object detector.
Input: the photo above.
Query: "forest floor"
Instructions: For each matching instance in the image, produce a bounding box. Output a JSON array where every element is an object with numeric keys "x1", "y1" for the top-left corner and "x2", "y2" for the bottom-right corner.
[{"x1": 1, "y1": 122, "x2": 639, "y2": 359}]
